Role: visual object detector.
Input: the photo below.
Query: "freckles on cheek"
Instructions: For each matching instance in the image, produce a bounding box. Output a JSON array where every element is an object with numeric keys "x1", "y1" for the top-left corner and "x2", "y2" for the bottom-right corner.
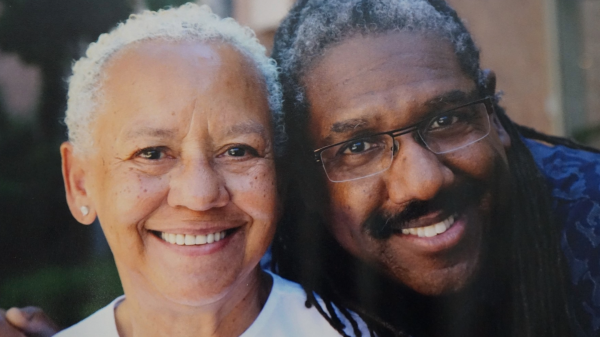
[
  {"x1": 108, "y1": 172, "x2": 168, "y2": 225},
  {"x1": 228, "y1": 168, "x2": 278, "y2": 217}
]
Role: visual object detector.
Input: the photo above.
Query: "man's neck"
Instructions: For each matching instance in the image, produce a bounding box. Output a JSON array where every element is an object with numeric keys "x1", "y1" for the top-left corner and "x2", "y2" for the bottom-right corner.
[{"x1": 321, "y1": 237, "x2": 509, "y2": 337}]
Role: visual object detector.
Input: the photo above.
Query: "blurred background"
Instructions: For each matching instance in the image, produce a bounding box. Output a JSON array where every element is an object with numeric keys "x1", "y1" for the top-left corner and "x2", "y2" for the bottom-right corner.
[{"x1": 0, "y1": 0, "x2": 598, "y2": 329}]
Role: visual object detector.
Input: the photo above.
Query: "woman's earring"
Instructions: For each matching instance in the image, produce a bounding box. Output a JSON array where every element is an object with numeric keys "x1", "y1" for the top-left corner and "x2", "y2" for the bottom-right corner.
[{"x1": 80, "y1": 206, "x2": 90, "y2": 216}]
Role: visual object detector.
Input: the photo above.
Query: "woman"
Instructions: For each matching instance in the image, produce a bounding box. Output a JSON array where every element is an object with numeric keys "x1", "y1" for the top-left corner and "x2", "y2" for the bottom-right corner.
[{"x1": 52, "y1": 4, "x2": 368, "y2": 337}]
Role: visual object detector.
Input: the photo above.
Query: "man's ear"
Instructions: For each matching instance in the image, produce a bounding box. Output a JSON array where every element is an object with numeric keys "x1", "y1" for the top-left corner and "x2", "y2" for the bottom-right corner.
[
  {"x1": 491, "y1": 114, "x2": 511, "y2": 150},
  {"x1": 60, "y1": 142, "x2": 96, "y2": 225},
  {"x1": 480, "y1": 69, "x2": 496, "y2": 96},
  {"x1": 481, "y1": 69, "x2": 511, "y2": 149}
]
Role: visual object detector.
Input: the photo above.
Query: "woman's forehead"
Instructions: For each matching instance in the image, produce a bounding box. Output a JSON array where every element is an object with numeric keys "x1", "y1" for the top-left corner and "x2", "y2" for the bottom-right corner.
[{"x1": 93, "y1": 40, "x2": 272, "y2": 143}]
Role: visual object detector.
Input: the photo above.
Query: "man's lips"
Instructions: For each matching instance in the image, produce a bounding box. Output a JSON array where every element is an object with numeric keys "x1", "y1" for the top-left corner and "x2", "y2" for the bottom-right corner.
[
  {"x1": 363, "y1": 180, "x2": 485, "y2": 240},
  {"x1": 399, "y1": 213, "x2": 456, "y2": 238}
]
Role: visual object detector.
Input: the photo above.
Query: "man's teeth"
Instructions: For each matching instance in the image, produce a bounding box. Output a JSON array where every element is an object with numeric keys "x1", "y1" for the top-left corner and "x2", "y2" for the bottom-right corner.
[
  {"x1": 401, "y1": 215, "x2": 455, "y2": 238},
  {"x1": 160, "y1": 231, "x2": 227, "y2": 246}
]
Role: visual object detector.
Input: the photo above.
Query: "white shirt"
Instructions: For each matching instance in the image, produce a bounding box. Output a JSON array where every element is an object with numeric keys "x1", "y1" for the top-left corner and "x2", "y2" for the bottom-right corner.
[{"x1": 54, "y1": 271, "x2": 371, "y2": 337}]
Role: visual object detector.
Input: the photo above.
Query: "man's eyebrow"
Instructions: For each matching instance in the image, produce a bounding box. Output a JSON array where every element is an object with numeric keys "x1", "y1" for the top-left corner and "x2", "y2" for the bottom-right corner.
[
  {"x1": 424, "y1": 89, "x2": 479, "y2": 110},
  {"x1": 225, "y1": 121, "x2": 266, "y2": 138},
  {"x1": 330, "y1": 118, "x2": 370, "y2": 134},
  {"x1": 125, "y1": 127, "x2": 177, "y2": 140}
]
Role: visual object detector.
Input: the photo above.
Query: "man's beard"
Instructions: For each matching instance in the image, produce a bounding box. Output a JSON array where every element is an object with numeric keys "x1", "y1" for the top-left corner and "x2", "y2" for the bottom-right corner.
[{"x1": 362, "y1": 179, "x2": 487, "y2": 240}]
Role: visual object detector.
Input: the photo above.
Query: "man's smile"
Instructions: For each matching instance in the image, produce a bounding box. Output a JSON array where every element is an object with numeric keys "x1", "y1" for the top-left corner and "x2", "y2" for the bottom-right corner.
[
  {"x1": 363, "y1": 176, "x2": 485, "y2": 241},
  {"x1": 400, "y1": 213, "x2": 456, "y2": 237}
]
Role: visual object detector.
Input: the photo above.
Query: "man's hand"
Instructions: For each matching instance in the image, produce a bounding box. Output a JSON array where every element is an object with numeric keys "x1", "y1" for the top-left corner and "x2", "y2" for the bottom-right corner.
[
  {"x1": 0, "y1": 307, "x2": 59, "y2": 337},
  {"x1": 0, "y1": 309, "x2": 26, "y2": 337}
]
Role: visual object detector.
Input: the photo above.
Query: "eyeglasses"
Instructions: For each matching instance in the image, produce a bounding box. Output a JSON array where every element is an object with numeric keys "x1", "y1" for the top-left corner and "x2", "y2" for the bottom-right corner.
[{"x1": 313, "y1": 97, "x2": 494, "y2": 182}]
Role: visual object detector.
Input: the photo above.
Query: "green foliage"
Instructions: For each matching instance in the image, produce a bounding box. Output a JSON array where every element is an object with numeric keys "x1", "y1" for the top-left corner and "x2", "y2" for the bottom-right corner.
[
  {"x1": 0, "y1": 0, "x2": 130, "y2": 321},
  {"x1": 0, "y1": 0, "x2": 131, "y2": 65},
  {"x1": 0, "y1": 0, "x2": 132, "y2": 139},
  {"x1": 0, "y1": 257, "x2": 122, "y2": 328},
  {"x1": 146, "y1": 0, "x2": 190, "y2": 11},
  {"x1": 573, "y1": 123, "x2": 600, "y2": 145}
]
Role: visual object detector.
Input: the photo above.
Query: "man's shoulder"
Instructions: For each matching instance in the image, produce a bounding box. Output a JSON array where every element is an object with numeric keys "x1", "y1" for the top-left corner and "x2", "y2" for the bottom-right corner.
[
  {"x1": 525, "y1": 139, "x2": 600, "y2": 335},
  {"x1": 53, "y1": 296, "x2": 123, "y2": 337},
  {"x1": 524, "y1": 138, "x2": 600, "y2": 201}
]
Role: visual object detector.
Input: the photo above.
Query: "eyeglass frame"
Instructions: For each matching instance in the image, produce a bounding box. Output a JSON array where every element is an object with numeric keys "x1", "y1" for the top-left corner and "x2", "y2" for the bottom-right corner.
[{"x1": 313, "y1": 96, "x2": 495, "y2": 168}]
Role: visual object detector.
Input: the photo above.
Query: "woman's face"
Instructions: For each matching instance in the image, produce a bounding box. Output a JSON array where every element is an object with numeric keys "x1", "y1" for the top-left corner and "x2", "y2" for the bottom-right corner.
[{"x1": 63, "y1": 40, "x2": 278, "y2": 306}]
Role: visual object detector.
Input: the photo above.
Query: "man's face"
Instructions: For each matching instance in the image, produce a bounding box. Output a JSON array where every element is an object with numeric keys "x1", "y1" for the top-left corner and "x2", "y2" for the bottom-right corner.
[{"x1": 304, "y1": 32, "x2": 511, "y2": 295}]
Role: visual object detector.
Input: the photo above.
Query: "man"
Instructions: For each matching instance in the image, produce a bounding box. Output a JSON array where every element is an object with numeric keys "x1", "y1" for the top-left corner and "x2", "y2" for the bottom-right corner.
[{"x1": 270, "y1": 0, "x2": 600, "y2": 336}]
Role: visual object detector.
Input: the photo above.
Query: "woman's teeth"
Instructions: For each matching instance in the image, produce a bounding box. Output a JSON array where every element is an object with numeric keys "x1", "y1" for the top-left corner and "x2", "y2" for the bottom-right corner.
[
  {"x1": 160, "y1": 231, "x2": 227, "y2": 246},
  {"x1": 401, "y1": 214, "x2": 455, "y2": 238}
]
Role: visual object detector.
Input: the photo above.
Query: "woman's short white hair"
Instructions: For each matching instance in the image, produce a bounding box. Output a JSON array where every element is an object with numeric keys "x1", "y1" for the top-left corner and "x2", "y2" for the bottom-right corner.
[{"x1": 65, "y1": 3, "x2": 284, "y2": 155}]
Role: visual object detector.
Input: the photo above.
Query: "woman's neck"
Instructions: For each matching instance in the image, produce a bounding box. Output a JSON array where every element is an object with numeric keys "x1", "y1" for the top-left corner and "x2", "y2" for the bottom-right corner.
[{"x1": 115, "y1": 268, "x2": 273, "y2": 337}]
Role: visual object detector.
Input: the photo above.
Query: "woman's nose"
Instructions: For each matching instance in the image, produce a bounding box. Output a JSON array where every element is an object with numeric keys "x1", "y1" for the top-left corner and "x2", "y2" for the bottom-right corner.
[
  {"x1": 384, "y1": 137, "x2": 453, "y2": 204},
  {"x1": 167, "y1": 158, "x2": 230, "y2": 211}
]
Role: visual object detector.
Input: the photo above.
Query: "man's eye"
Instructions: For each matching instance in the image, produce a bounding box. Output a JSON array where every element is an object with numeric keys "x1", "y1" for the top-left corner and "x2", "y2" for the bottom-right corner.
[
  {"x1": 137, "y1": 148, "x2": 165, "y2": 160},
  {"x1": 430, "y1": 115, "x2": 459, "y2": 129},
  {"x1": 342, "y1": 140, "x2": 375, "y2": 154}
]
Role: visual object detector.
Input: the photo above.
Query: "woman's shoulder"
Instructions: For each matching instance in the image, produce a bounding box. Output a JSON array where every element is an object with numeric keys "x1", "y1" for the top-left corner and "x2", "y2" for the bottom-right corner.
[
  {"x1": 53, "y1": 296, "x2": 123, "y2": 337},
  {"x1": 241, "y1": 271, "x2": 373, "y2": 337}
]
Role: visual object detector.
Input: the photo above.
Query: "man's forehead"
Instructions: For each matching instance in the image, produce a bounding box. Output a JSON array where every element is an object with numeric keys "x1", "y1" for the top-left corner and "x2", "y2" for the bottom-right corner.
[{"x1": 305, "y1": 32, "x2": 460, "y2": 91}]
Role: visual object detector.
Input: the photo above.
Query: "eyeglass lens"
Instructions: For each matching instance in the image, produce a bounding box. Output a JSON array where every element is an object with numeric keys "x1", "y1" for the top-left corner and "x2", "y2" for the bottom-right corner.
[{"x1": 320, "y1": 102, "x2": 491, "y2": 182}]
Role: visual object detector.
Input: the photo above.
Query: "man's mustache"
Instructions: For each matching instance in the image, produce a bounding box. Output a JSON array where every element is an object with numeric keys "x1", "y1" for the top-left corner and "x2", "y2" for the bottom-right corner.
[{"x1": 363, "y1": 181, "x2": 485, "y2": 240}]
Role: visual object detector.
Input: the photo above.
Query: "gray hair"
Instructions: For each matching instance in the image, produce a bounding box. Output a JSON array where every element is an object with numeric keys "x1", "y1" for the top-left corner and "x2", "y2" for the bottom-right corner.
[
  {"x1": 66, "y1": 3, "x2": 284, "y2": 155},
  {"x1": 272, "y1": 0, "x2": 483, "y2": 132}
]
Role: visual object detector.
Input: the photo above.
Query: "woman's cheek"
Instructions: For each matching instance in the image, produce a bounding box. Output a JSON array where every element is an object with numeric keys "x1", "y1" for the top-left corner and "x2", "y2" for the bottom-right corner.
[
  {"x1": 105, "y1": 171, "x2": 170, "y2": 228},
  {"x1": 226, "y1": 162, "x2": 278, "y2": 221}
]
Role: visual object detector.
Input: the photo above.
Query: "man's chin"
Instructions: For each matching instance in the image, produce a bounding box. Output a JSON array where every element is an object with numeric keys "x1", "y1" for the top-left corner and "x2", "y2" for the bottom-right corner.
[{"x1": 393, "y1": 260, "x2": 480, "y2": 296}]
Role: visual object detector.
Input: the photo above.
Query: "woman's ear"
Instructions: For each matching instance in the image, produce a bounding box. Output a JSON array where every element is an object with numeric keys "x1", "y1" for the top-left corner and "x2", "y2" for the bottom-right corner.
[{"x1": 60, "y1": 142, "x2": 96, "y2": 225}]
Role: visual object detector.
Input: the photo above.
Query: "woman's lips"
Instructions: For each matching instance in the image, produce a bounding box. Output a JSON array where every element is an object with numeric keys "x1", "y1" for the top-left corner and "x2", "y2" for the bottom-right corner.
[
  {"x1": 150, "y1": 227, "x2": 241, "y2": 257},
  {"x1": 159, "y1": 230, "x2": 228, "y2": 246}
]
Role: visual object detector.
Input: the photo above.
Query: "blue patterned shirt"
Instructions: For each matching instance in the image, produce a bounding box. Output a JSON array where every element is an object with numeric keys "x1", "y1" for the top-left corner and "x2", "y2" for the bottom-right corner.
[{"x1": 526, "y1": 138, "x2": 600, "y2": 337}]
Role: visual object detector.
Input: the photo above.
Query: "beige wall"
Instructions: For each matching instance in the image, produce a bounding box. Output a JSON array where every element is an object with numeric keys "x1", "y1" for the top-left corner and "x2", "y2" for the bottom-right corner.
[
  {"x1": 235, "y1": 0, "x2": 559, "y2": 134},
  {"x1": 447, "y1": 0, "x2": 554, "y2": 133},
  {"x1": 233, "y1": 0, "x2": 294, "y2": 53},
  {"x1": 582, "y1": 0, "x2": 600, "y2": 125}
]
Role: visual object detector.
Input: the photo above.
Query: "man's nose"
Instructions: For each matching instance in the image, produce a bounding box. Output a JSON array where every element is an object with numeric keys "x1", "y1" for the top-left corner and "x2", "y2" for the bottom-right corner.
[
  {"x1": 168, "y1": 158, "x2": 230, "y2": 211},
  {"x1": 384, "y1": 136, "x2": 453, "y2": 204}
]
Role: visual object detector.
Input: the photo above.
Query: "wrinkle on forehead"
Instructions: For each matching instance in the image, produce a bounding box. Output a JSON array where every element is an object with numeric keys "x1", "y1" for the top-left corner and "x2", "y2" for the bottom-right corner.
[
  {"x1": 226, "y1": 121, "x2": 266, "y2": 138},
  {"x1": 125, "y1": 127, "x2": 178, "y2": 141}
]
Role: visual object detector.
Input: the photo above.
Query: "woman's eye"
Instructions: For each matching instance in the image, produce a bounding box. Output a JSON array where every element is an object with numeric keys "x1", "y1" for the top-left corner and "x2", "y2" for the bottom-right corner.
[
  {"x1": 226, "y1": 146, "x2": 258, "y2": 158},
  {"x1": 137, "y1": 148, "x2": 165, "y2": 160},
  {"x1": 227, "y1": 147, "x2": 246, "y2": 157}
]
